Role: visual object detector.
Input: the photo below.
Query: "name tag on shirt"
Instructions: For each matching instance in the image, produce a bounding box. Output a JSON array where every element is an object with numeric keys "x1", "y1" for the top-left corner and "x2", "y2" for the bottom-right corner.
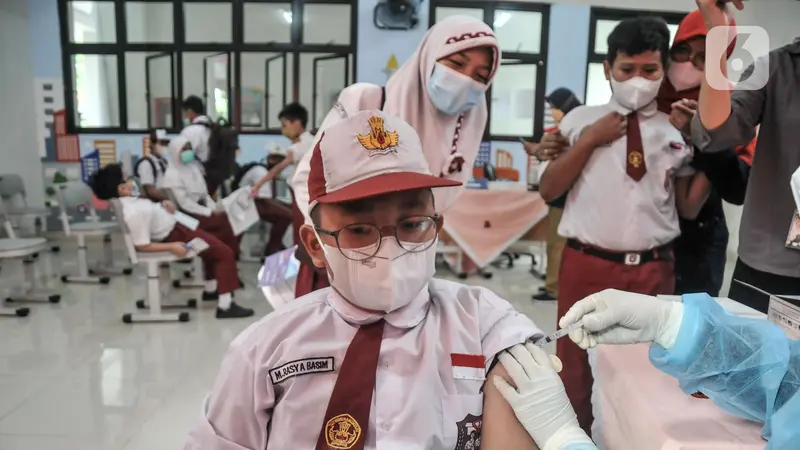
[
  {"x1": 451, "y1": 354, "x2": 485, "y2": 381},
  {"x1": 269, "y1": 357, "x2": 335, "y2": 385}
]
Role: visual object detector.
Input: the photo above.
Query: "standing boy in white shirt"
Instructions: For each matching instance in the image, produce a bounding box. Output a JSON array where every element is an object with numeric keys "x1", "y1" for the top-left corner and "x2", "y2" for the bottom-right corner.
[
  {"x1": 249, "y1": 103, "x2": 315, "y2": 197},
  {"x1": 89, "y1": 164, "x2": 254, "y2": 319},
  {"x1": 185, "y1": 111, "x2": 544, "y2": 450},
  {"x1": 180, "y1": 96, "x2": 212, "y2": 163},
  {"x1": 537, "y1": 17, "x2": 710, "y2": 434}
]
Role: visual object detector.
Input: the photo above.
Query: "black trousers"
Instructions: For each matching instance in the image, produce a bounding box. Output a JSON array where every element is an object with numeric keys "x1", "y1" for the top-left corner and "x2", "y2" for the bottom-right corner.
[
  {"x1": 675, "y1": 218, "x2": 729, "y2": 297},
  {"x1": 728, "y1": 258, "x2": 800, "y2": 313}
]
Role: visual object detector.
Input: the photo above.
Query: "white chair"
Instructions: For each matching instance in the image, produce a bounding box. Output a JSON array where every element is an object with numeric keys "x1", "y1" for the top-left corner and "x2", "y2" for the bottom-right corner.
[
  {"x1": 505, "y1": 239, "x2": 547, "y2": 280},
  {"x1": 0, "y1": 174, "x2": 54, "y2": 241},
  {"x1": 56, "y1": 183, "x2": 132, "y2": 284},
  {"x1": 0, "y1": 237, "x2": 62, "y2": 318},
  {"x1": 110, "y1": 198, "x2": 199, "y2": 324},
  {"x1": 436, "y1": 240, "x2": 467, "y2": 279},
  {"x1": 162, "y1": 188, "x2": 206, "y2": 289}
]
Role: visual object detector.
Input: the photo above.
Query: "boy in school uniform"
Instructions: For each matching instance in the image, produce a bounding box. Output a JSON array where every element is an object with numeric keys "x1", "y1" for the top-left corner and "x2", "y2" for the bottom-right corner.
[
  {"x1": 88, "y1": 164, "x2": 254, "y2": 319},
  {"x1": 135, "y1": 129, "x2": 169, "y2": 201},
  {"x1": 537, "y1": 17, "x2": 710, "y2": 433},
  {"x1": 185, "y1": 111, "x2": 548, "y2": 450},
  {"x1": 249, "y1": 103, "x2": 315, "y2": 198}
]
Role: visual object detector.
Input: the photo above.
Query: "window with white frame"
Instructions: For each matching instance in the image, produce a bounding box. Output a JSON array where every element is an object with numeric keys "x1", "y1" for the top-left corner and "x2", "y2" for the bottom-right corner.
[
  {"x1": 430, "y1": 2, "x2": 550, "y2": 141},
  {"x1": 585, "y1": 8, "x2": 684, "y2": 107},
  {"x1": 59, "y1": 0, "x2": 356, "y2": 134}
]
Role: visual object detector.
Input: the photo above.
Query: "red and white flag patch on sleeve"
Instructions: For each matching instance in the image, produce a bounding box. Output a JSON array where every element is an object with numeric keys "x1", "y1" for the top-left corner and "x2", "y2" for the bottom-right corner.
[{"x1": 451, "y1": 353, "x2": 486, "y2": 381}]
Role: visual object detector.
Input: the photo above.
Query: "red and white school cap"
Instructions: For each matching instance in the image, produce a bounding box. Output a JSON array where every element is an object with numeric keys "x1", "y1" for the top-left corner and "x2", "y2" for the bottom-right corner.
[{"x1": 308, "y1": 110, "x2": 461, "y2": 209}]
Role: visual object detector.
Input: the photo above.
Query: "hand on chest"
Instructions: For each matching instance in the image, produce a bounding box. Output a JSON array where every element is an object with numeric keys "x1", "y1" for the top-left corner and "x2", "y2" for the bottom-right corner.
[{"x1": 585, "y1": 120, "x2": 689, "y2": 180}]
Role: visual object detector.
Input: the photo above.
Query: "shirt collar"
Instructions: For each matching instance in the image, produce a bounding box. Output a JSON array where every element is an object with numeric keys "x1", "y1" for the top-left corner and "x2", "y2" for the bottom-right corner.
[
  {"x1": 327, "y1": 285, "x2": 432, "y2": 329},
  {"x1": 608, "y1": 96, "x2": 659, "y2": 117}
]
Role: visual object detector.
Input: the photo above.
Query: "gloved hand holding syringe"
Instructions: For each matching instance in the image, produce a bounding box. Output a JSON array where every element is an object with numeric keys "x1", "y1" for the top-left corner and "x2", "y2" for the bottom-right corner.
[{"x1": 531, "y1": 321, "x2": 584, "y2": 347}]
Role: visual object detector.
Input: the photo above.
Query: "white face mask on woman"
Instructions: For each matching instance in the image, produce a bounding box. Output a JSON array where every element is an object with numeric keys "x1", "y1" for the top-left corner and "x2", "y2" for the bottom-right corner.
[
  {"x1": 610, "y1": 75, "x2": 663, "y2": 111},
  {"x1": 316, "y1": 233, "x2": 437, "y2": 313},
  {"x1": 427, "y1": 63, "x2": 486, "y2": 116},
  {"x1": 667, "y1": 61, "x2": 703, "y2": 92}
]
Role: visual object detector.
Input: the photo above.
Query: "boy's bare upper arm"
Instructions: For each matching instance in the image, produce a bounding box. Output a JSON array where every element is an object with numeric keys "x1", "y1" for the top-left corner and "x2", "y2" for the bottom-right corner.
[{"x1": 481, "y1": 361, "x2": 539, "y2": 450}]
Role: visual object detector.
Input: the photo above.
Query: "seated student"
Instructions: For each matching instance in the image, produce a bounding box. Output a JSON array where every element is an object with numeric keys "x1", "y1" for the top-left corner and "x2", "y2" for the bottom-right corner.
[
  {"x1": 88, "y1": 164, "x2": 253, "y2": 319},
  {"x1": 231, "y1": 161, "x2": 293, "y2": 256},
  {"x1": 162, "y1": 136, "x2": 240, "y2": 260},
  {"x1": 185, "y1": 111, "x2": 543, "y2": 450},
  {"x1": 135, "y1": 129, "x2": 170, "y2": 201}
]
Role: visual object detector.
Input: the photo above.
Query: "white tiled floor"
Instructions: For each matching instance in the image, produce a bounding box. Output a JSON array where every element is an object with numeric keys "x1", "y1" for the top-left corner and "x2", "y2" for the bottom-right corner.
[{"x1": 0, "y1": 236, "x2": 555, "y2": 450}]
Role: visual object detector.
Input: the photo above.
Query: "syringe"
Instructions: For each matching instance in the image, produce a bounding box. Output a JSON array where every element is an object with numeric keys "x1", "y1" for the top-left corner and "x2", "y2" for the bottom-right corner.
[{"x1": 533, "y1": 322, "x2": 584, "y2": 347}]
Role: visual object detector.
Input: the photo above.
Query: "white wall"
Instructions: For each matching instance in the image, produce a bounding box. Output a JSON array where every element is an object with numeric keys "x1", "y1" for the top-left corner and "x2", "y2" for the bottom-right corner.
[{"x1": 0, "y1": 0, "x2": 45, "y2": 205}]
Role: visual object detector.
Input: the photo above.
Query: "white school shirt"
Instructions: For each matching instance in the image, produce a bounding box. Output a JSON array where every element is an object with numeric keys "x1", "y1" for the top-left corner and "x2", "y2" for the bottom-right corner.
[
  {"x1": 539, "y1": 98, "x2": 694, "y2": 252},
  {"x1": 287, "y1": 131, "x2": 315, "y2": 178},
  {"x1": 239, "y1": 165, "x2": 272, "y2": 199},
  {"x1": 136, "y1": 154, "x2": 167, "y2": 187},
  {"x1": 162, "y1": 162, "x2": 215, "y2": 217},
  {"x1": 119, "y1": 196, "x2": 176, "y2": 246},
  {"x1": 184, "y1": 278, "x2": 542, "y2": 450},
  {"x1": 180, "y1": 115, "x2": 212, "y2": 162}
]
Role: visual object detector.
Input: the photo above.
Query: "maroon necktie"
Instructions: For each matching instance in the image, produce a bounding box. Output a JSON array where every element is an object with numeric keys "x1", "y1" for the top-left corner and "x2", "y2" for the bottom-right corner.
[
  {"x1": 626, "y1": 112, "x2": 646, "y2": 181},
  {"x1": 316, "y1": 320, "x2": 385, "y2": 450}
]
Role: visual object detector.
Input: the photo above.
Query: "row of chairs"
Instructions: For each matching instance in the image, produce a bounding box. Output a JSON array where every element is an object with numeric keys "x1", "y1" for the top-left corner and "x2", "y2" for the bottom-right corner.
[
  {"x1": 0, "y1": 175, "x2": 209, "y2": 324},
  {"x1": 0, "y1": 174, "x2": 64, "y2": 317}
]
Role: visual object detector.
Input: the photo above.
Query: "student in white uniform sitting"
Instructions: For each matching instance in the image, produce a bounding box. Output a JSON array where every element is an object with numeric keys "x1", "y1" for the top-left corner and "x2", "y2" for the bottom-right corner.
[
  {"x1": 185, "y1": 111, "x2": 544, "y2": 450},
  {"x1": 162, "y1": 136, "x2": 241, "y2": 261},
  {"x1": 88, "y1": 164, "x2": 253, "y2": 319},
  {"x1": 232, "y1": 162, "x2": 293, "y2": 256},
  {"x1": 135, "y1": 129, "x2": 169, "y2": 201}
]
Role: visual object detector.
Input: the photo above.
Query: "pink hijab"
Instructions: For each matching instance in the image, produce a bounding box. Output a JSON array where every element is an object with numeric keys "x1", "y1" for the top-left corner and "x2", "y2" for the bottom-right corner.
[{"x1": 292, "y1": 16, "x2": 500, "y2": 220}]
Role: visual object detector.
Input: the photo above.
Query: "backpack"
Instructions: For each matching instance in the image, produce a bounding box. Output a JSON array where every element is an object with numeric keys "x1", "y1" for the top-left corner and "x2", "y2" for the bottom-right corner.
[
  {"x1": 230, "y1": 162, "x2": 267, "y2": 193},
  {"x1": 133, "y1": 156, "x2": 166, "y2": 183},
  {"x1": 200, "y1": 118, "x2": 239, "y2": 192}
]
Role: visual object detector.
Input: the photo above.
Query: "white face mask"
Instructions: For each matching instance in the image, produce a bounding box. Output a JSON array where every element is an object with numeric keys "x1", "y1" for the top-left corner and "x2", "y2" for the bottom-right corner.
[
  {"x1": 668, "y1": 61, "x2": 703, "y2": 92},
  {"x1": 427, "y1": 63, "x2": 487, "y2": 116},
  {"x1": 316, "y1": 233, "x2": 436, "y2": 313},
  {"x1": 609, "y1": 75, "x2": 663, "y2": 111}
]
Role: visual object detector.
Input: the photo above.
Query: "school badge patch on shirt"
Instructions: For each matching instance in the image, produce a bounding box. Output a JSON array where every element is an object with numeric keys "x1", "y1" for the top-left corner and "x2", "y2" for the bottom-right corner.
[
  {"x1": 451, "y1": 354, "x2": 485, "y2": 380},
  {"x1": 269, "y1": 357, "x2": 335, "y2": 385},
  {"x1": 455, "y1": 414, "x2": 482, "y2": 450}
]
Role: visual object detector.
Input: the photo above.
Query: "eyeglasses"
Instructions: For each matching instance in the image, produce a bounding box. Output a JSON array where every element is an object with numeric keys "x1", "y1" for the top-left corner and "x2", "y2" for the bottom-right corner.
[
  {"x1": 670, "y1": 44, "x2": 705, "y2": 70},
  {"x1": 315, "y1": 215, "x2": 442, "y2": 261}
]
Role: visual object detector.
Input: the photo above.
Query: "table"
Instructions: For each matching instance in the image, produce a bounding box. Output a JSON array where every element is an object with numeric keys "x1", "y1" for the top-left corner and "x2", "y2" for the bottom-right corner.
[
  {"x1": 591, "y1": 297, "x2": 768, "y2": 450},
  {"x1": 440, "y1": 189, "x2": 548, "y2": 274}
]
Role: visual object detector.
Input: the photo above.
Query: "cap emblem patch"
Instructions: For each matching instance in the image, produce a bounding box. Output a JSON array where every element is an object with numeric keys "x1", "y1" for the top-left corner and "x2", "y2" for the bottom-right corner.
[{"x1": 357, "y1": 116, "x2": 399, "y2": 156}]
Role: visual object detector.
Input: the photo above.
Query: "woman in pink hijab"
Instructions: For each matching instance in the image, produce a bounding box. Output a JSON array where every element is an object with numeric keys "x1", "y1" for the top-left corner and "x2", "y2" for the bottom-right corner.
[{"x1": 290, "y1": 15, "x2": 501, "y2": 298}]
